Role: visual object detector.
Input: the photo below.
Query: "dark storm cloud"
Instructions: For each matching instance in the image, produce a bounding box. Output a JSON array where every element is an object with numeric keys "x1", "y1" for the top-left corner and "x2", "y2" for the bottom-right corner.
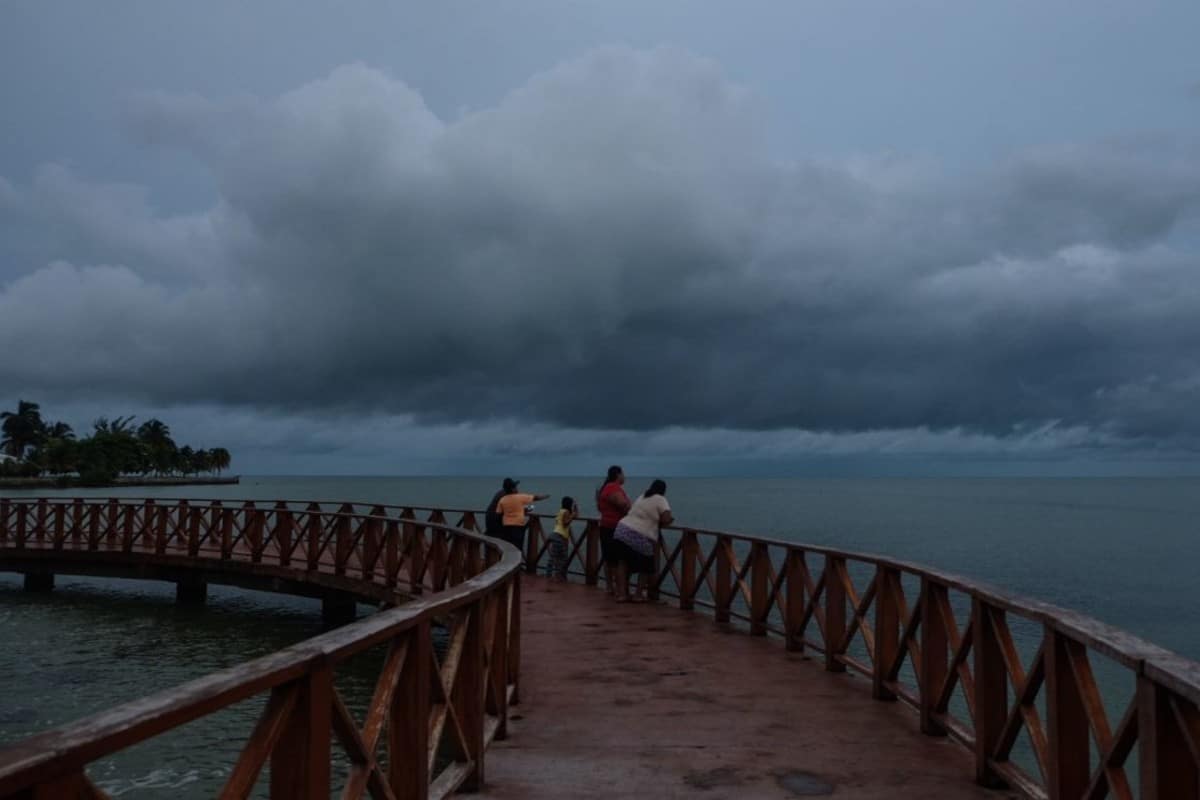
[{"x1": 3, "y1": 47, "x2": 1200, "y2": 444}]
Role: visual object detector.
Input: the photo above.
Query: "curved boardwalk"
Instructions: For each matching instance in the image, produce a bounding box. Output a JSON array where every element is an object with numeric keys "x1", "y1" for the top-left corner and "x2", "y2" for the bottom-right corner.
[
  {"x1": 4, "y1": 498, "x2": 1200, "y2": 799},
  {"x1": 483, "y1": 577, "x2": 1013, "y2": 799}
]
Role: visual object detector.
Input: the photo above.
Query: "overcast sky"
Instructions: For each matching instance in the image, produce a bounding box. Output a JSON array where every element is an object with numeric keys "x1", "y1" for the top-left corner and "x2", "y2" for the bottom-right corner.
[{"x1": 2, "y1": 1, "x2": 1200, "y2": 476}]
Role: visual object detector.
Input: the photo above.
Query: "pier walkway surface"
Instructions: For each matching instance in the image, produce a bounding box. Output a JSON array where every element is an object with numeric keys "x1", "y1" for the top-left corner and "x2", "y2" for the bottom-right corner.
[{"x1": 482, "y1": 577, "x2": 1013, "y2": 800}]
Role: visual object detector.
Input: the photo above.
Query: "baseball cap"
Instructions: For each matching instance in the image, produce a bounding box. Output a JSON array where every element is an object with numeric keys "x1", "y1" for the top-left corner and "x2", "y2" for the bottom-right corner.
[{"x1": 502, "y1": 477, "x2": 520, "y2": 491}]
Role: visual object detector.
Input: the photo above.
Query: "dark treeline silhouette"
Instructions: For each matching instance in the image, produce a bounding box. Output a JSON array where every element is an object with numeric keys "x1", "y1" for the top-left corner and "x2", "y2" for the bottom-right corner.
[{"x1": 0, "y1": 400, "x2": 231, "y2": 484}]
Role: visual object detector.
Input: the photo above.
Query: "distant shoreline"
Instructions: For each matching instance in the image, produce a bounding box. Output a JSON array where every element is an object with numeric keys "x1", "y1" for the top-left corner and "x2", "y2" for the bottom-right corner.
[{"x1": 0, "y1": 476, "x2": 240, "y2": 489}]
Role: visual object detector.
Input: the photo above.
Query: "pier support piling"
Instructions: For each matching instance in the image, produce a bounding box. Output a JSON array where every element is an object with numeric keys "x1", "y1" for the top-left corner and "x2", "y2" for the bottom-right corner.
[
  {"x1": 175, "y1": 577, "x2": 208, "y2": 606},
  {"x1": 23, "y1": 571, "x2": 54, "y2": 592},
  {"x1": 321, "y1": 592, "x2": 357, "y2": 626}
]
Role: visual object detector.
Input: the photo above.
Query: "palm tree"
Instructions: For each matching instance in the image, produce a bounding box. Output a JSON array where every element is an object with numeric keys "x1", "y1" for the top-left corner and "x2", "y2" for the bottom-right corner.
[
  {"x1": 177, "y1": 445, "x2": 196, "y2": 476},
  {"x1": 93, "y1": 416, "x2": 137, "y2": 436},
  {"x1": 137, "y1": 419, "x2": 171, "y2": 446},
  {"x1": 32, "y1": 420, "x2": 77, "y2": 477},
  {"x1": 137, "y1": 419, "x2": 176, "y2": 476},
  {"x1": 89, "y1": 416, "x2": 144, "y2": 477},
  {"x1": 192, "y1": 448, "x2": 214, "y2": 476},
  {"x1": 45, "y1": 421, "x2": 74, "y2": 440},
  {"x1": 210, "y1": 447, "x2": 232, "y2": 476},
  {"x1": 1, "y1": 400, "x2": 46, "y2": 459}
]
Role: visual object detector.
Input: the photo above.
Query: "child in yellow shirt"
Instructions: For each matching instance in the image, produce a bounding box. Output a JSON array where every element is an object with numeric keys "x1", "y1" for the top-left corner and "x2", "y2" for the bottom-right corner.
[{"x1": 547, "y1": 496, "x2": 577, "y2": 582}]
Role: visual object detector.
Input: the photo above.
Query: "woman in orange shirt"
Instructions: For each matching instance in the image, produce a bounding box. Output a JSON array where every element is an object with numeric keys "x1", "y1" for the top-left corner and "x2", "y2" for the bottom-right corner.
[{"x1": 494, "y1": 479, "x2": 550, "y2": 557}]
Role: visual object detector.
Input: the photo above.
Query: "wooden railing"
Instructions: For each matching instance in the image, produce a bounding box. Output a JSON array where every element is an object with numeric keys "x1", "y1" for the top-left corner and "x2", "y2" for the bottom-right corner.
[
  {"x1": 333, "y1": 501, "x2": 1199, "y2": 800},
  {"x1": 3, "y1": 498, "x2": 1200, "y2": 799},
  {"x1": 0, "y1": 499, "x2": 523, "y2": 800}
]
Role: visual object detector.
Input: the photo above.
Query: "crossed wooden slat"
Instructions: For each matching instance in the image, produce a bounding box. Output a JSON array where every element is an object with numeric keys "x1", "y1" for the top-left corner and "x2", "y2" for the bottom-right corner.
[
  {"x1": 926, "y1": 588, "x2": 977, "y2": 735},
  {"x1": 214, "y1": 587, "x2": 509, "y2": 799}
]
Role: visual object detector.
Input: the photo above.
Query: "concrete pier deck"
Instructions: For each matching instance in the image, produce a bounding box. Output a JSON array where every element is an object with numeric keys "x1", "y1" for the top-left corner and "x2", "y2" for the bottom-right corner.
[{"x1": 481, "y1": 577, "x2": 1017, "y2": 799}]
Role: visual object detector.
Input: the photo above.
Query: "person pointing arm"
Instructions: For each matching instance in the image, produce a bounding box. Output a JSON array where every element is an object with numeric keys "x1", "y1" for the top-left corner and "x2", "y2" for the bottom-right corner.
[{"x1": 494, "y1": 478, "x2": 549, "y2": 555}]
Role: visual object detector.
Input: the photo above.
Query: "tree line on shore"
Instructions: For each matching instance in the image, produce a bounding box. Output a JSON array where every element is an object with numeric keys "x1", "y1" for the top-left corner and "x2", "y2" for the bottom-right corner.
[{"x1": 0, "y1": 400, "x2": 231, "y2": 484}]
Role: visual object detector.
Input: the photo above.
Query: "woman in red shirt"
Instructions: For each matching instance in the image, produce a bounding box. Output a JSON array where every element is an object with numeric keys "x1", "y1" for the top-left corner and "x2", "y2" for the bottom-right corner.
[{"x1": 595, "y1": 465, "x2": 631, "y2": 596}]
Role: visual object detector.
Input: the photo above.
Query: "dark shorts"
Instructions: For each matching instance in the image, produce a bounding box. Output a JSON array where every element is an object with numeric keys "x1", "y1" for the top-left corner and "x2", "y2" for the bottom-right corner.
[
  {"x1": 610, "y1": 537, "x2": 655, "y2": 575},
  {"x1": 500, "y1": 525, "x2": 526, "y2": 553},
  {"x1": 598, "y1": 525, "x2": 618, "y2": 566}
]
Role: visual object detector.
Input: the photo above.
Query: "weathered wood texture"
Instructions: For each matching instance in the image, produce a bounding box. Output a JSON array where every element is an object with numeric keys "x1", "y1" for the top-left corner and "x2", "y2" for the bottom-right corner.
[
  {"x1": 510, "y1": 504, "x2": 1200, "y2": 800},
  {"x1": 3, "y1": 498, "x2": 1200, "y2": 799},
  {"x1": 0, "y1": 499, "x2": 522, "y2": 800}
]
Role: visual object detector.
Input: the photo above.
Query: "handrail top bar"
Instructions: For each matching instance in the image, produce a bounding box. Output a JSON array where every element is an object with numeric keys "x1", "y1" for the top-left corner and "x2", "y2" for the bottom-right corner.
[{"x1": 2, "y1": 496, "x2": 1196, "y2": 699}]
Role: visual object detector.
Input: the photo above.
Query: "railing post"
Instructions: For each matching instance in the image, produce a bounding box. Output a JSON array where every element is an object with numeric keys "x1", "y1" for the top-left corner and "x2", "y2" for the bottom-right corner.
[
  {"x1": 972, "y1": 599, "x2": 1008, "y2": 788},
  {"x1": 0, "y1": 497, "x2": 9, "y2": 545},
  {"x1": 679, "y1": 530, "x2": 699, "y2": 610},
  {"x1": 304, "y1": 502, "x2": 321, "y2": 568},
  {"x1": 919, "y1": 578, "x2": 948, "y2": 736},
  {"x1": 153, "y1": 503, "x2": 169, "y2": 554},
  {"x1": 139, "y1": 498, "x2": 152, "y2": 550},
  {"x1": 15, "y1": 502, "x2": 29, "y2": 548},
  {"x1": 391, "y1": 622, "x2": 430, "y2": 800},
  {"x1": 90, "y1": 503, "x2": 104, "y2": 551},
  {"x1": 428, "y1": 527, "x2": 448, "y2": 589},
  {"x1": 509, "y1": 575, "x2": 522, "y2": 705},
  {"x1": 524, "y1": 517, "x2": 540, "y2": 575},
  {"x1": 1138, "y1": 675, "x2": 1200, "y2": 798},
  {"x1": 824, "y1": 556, "x2": 847, "y2": 673},
  {"x1": 271, "y1": 663, "x2": 332, "y2": 800},
  {"x1": 408, "y1": 520, "x2": 426, "y2": 594},
  {"x1": 785, "y1": 549, "x2": 805, "y2": 652},
  {"x1": 275, "y1": 501, "x2": 293, "y2": 567},
  {"x1": 750, "y1": 542, "x2": 769, "y2": 636},
  {"x1": 105, "y1": 498, "x2": 118, "y2": 547},
  {"x1": 873, "y1": 565, "x2": 899, "y2": 701},
  {"x1": 647, "y1": 536, "x2": 662, "y2": 602},
  {"x1": 247, "y1": 501, "x2": 266, "y2": 562},
  {"x1": 36, "y1": 498, "x2": 49, "y2": 544},
  {"x1": 466, "y1": 538, "x2": 482, "y2": 578},
  {"x1": 206, "y1": 501, "x2": 222, "y2": 556},
  {"x1": 120, "y1": 503, "x2": 135, "y2": 552},
  {"x1": 219, "y1": 504, "x2": 235, "y2": 559},
  {"x1": 334, "y1": 502, "x2": 353, "y2": 573},
  {"x1": 185, "y1": 500, "x2": 200, "y2": 556},
  {"x1": 385, "y1": 519, "x2": 401, "y2": 587},
  {"x1": 52, "y1": 503, "x2": 66, "y2": 549},
  {"x1": 1046, "y1": 627, "x2": 1089, "y2": 799},
  {"x1": 448, "y1": 538, "x2": 466, "y2": 586},
  {"x1": 715, "y1": 535, "x2": 732, "y2": 623},
  {"x1": 451, "y1": 600, "x2": 486, "y2": 790},
  {"x1": 488, "y1": 586, "x2": 510, "y2": 740},
  {"x1": 585, "y1": 521, "x2": 600, "y2": 586},
  {"x1": 73, "y1": 498, "x2": 86, "y2": 548},
  {"x1": 363, "y1": 506, "x2": 386, "y2": 579}
]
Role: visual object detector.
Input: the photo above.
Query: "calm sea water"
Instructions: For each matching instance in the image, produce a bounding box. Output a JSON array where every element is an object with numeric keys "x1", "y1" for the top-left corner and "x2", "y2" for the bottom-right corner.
[{"x1": 2, "y1": 476, "x2": 1197, "y2": 794}]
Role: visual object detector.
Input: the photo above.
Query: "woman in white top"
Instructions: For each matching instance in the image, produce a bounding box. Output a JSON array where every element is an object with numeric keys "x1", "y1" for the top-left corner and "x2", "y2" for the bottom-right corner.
[{"x1": 610, "y1": 479, "x2": 673, "y2": 602}]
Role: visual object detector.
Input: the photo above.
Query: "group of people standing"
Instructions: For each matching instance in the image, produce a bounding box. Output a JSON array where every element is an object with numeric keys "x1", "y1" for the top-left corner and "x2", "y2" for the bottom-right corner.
[
  {"x1": 596, "y1": 466, "x2": 673, "y2": 602},
  {"x1": 482, "y1": 466, "x2": 672, "y2": 602}
]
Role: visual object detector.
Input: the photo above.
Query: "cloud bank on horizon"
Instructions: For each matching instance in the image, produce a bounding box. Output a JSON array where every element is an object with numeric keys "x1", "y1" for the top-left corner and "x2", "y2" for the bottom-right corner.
[{"x1": 2, "y1": 44, "x2": 1200, "y2": 467}]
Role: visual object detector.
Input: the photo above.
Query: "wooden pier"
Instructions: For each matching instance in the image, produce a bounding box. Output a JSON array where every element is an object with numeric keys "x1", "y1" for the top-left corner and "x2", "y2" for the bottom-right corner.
[
  {"x1": 1, "y1": 498, "x2": 1199, "y2": 799},
  {"x1": 484, "y1": 577, "x2": 1009, "y2": 798}
]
